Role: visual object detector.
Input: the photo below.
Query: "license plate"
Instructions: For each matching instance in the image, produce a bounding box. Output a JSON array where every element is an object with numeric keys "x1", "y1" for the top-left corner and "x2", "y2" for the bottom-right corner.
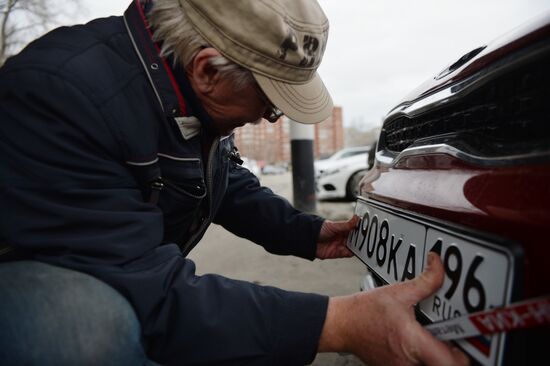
[{"x1": 346, "y1": 198, "x2": 518, "y2": 366}]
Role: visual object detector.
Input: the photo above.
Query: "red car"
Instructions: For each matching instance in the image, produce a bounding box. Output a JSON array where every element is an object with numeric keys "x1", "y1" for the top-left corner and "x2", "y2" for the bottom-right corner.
[{"x1": 347, "y1": 12, "x2": 550, "y2": 366}]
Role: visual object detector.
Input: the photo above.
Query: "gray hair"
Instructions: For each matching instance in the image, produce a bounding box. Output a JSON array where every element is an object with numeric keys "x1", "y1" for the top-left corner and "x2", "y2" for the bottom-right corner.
[{"x1": 148, "y1": 0, "x2": 255, "y2": 90}]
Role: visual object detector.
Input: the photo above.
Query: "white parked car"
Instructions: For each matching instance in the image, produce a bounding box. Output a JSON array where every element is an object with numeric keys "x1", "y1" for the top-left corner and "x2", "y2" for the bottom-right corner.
[{"x1": 315, "y1": 146, "x2": 373, "y2": 200}]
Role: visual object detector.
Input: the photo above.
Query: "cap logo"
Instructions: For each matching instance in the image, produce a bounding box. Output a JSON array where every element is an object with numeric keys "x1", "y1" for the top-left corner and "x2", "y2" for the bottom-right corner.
[
  {"x1": 299, "y1": 35, "x2": 321, "y2": 67},
  {"x1": 277, "y1": 29, "x2": 298, "y2": 61}
]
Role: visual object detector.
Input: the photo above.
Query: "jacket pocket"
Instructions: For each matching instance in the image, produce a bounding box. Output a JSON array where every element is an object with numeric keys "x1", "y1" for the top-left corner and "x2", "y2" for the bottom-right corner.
[{"x1": 157, "y1": 154, "x2": 206, "y2": 244}]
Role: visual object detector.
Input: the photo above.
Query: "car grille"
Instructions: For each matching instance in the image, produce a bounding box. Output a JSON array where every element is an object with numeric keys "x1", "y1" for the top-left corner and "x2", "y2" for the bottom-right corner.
[{"x1": 383, "y1": 53, "x2": 550, "y2": 156}]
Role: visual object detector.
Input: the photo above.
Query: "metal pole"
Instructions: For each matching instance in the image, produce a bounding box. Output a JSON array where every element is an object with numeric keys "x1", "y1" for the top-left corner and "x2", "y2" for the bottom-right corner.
[{"x1": 289, "y1": 120, "x2": 317, "y2": 214}]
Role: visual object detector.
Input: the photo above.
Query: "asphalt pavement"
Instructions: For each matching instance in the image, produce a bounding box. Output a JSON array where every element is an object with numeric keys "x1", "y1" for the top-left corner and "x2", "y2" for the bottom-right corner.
[{"x1": 187, "y1": 172, "x2": 365, "y2": 365}]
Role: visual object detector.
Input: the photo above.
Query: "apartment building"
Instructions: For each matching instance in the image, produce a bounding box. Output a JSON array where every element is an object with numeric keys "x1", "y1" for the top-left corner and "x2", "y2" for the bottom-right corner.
[{"x1": 233, "y1": 106, "x2": 344, "y2": 165}]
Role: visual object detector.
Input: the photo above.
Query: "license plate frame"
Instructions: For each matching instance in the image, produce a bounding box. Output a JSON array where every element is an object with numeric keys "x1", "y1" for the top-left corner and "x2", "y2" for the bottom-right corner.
[{"x1": 346, "y1": 197, "x2": 522, "y2": 366}]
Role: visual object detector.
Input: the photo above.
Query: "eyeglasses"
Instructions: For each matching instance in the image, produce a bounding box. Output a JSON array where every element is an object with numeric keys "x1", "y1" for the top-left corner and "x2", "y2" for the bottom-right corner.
[
  {"x1": 254, "y1": 83, "x2": 284, "y2": 123},
  {"x1": 264, "y1": 102, "x2": 284, "y2": 123}
]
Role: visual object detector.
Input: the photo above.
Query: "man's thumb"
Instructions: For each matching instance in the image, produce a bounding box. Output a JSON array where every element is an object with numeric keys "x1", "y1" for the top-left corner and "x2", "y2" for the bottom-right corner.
[{"x1": 406, "y1": 252, "x2": 445, "y2": 303}]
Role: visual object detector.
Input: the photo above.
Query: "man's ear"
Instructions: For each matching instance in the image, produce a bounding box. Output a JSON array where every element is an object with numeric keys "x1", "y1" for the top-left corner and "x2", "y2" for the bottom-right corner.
[{"x1": 186, "y1": 47, "x2": 222, "y2": 94}]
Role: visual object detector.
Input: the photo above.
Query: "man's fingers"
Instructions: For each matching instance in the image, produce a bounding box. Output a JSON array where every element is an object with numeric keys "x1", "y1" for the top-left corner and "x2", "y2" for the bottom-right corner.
[
  {"x1": 451, "y1": 346, "x2": 471, "y2": 366},
  {"x1": 399, "y1": 253, "x2": 469, "y2": 365},
  {"x1": 340, "y1": 246, "x2": 353, "y2": 257},
  {"x1": 321, "y1": 216, "x2": 360, "y2": 239},
  {"x1": 349, "y1": 215, "x2": 360, "y2": 229},
  {"x1": 413, "y1": 325, "x2": 470, "y2": 366},
  {"x1": 403, "y1": 252, "x2": 445, "y2": 304},
  {"x1": 336, "y1": 216, "x2": 359, "y2": 231},
  {"x1": 337, "y1": 215, "x2": 360, "y2": 233}
]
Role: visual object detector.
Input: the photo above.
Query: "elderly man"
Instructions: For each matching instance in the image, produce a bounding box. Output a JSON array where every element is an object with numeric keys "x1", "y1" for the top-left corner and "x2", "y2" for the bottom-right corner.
[{"x1": 0, "y1": 0, "x2": 468, "y2": 365}]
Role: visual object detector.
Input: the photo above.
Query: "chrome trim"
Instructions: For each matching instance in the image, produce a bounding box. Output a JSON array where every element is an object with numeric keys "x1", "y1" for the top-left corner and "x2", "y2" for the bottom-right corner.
[
  {"x1": 377, "y1": 143, "x2": 550, "y2": 168},
  {"x1": 359, "y1": 270, "x2": 377, "y2": 292}
]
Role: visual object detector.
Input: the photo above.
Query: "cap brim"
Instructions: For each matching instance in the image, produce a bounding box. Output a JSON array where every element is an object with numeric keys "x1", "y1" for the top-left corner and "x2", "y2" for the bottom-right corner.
[{"x1": 253, "y1": 72, "x2": 333, "y2": 124}]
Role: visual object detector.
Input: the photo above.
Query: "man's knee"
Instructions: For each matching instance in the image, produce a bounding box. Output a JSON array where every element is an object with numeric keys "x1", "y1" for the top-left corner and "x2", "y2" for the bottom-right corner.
[{"x1": 0, "y1": 261, "x2": 150, "y2": 366}]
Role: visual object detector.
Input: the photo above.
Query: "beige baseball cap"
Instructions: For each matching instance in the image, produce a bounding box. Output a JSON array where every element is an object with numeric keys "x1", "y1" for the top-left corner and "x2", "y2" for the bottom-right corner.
[{"x1": 179, "y1": 0, "x2": 333, "y2": 124}]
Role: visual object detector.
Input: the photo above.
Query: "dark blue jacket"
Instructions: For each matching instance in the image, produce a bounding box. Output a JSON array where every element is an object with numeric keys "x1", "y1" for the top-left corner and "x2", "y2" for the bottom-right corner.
[{"x1": 0, "y1": 1, "x2": 328, "y2": 365}]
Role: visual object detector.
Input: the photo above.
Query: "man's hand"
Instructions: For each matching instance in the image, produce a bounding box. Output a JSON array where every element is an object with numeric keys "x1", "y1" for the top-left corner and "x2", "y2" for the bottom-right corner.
[
  {"x1": 318, "y1": 253, "x2": 470, "y2": 366},
  {"x1": 316, "y1": 216, "x2": 360, "y2": 259}
]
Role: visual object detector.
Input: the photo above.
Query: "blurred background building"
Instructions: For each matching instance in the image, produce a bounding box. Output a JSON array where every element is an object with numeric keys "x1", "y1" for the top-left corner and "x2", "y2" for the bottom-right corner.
[
  {"x1": 234, "y1": 106, "x2": 344, "y2": 166},
  {"x1": 314, "y1": 106, "x2": 344, "y2": 159}
]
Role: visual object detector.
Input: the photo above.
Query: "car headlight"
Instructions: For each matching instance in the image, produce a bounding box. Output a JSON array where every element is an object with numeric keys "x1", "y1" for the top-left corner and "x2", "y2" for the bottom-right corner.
[{"x1": 320, "y1": 166, "x2": 346, "y2": 177}]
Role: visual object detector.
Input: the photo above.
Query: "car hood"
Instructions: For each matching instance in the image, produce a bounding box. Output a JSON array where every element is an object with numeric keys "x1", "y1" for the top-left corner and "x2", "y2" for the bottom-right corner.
[{"x1": 389, "y1": 11, "x2": 550, "y2": 115}]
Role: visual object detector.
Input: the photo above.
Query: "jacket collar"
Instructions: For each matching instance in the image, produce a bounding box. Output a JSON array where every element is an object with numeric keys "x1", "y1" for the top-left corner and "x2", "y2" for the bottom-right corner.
[
  {"x1": 168, "y1": 55, "x2": 216, "y2": 132},
  {"x1": 123, "y1": 0, "x2": 187, "y2": 118}
]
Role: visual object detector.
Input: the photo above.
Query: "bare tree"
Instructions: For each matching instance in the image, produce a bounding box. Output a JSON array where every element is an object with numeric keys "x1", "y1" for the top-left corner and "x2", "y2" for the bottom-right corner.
[{"x1": 0, "y1": 0, "x2": 82, "y2": 64}]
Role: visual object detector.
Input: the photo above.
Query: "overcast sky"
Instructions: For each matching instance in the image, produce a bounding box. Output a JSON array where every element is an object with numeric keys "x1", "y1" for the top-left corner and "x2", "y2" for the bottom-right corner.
[{"x1": 75, "y1": 0, "x2": 550, "y2": 130}]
